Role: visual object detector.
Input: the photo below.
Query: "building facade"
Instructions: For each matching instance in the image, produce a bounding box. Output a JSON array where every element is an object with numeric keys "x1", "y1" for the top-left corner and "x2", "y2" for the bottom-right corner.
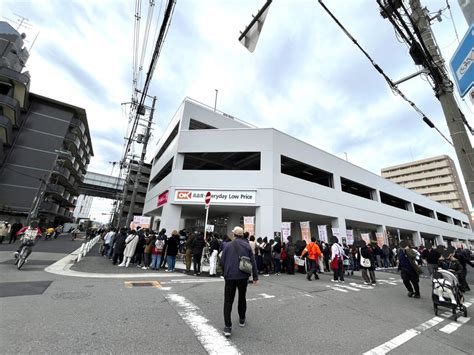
[
  {"x1": 143, "y1": 98, "x2": 474, "y2": 248},
  {"x1": 0, "y1": 22, "x2": 93, "y2": 226},
  {"x1": 114, "y1": 161, "x2": 151, "y2": 227},
  {"x1": 381, "y1": 156, "x2": 471, "y2": 221}
]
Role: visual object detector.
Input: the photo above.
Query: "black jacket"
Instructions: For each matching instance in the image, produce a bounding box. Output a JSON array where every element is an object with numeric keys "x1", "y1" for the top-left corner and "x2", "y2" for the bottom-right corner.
[
  {"x1": 113, "y1": 232, "x2": 127, "y2": 254},
  {"x1": 192, "y1": 236, "x2": 206, "y2": 255},
  {"x1": 166, "y1": 235, "x2": 180, "y2": 256}
]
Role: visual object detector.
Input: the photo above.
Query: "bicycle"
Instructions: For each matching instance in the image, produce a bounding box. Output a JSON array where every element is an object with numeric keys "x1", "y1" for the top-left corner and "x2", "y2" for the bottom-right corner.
[{"x1": 14, "y1": 240, "x2": 34, "y2": 270}]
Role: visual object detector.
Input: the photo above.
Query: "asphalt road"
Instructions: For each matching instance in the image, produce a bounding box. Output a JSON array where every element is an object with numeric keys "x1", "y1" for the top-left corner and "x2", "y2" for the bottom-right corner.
[{"x1": 1, "y1": 240, "x2": 473, "y2": 354}]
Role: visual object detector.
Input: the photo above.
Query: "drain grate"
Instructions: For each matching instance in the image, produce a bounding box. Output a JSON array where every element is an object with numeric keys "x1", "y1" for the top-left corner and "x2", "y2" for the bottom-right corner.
[{"x1": 124, "y1": 281, "x2": 161, "y2": 288}]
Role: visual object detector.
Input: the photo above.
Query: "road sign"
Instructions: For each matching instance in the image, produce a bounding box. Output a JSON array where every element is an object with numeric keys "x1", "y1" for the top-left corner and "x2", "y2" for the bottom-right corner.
[
  {"x1": 450, "y1": 24, "x2": 474, "y2": 98},
  {"x1": 205, "y1": 191, "x2": 211, "y2": 207}
]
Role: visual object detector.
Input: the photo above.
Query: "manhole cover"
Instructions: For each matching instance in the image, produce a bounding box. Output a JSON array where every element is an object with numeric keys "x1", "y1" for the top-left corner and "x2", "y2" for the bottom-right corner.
[
  {"x1": 124, "y1": 281, "x2": 161, "y2": 288},
  {"x1": 51, "y1": 291, "x2": 91, "y2": 300}
]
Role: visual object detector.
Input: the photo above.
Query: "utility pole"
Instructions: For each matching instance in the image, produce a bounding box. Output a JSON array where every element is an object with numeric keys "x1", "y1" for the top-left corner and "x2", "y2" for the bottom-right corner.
[
  {"x1": 125, "y1": 95, "x2": 156, "y2": 227},
  {"x1": 408, "y1": 0, "x2": 474, "y2": 207}
]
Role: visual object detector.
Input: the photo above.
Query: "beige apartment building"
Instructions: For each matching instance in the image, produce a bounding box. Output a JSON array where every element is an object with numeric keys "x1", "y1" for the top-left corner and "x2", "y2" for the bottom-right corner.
[{"x1": 381, "y1": 156, "x2": 471, "y2": 223}]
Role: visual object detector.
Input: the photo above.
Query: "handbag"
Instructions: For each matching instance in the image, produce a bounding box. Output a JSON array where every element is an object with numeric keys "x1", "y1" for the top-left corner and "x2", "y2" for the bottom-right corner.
[
  {"x1": 360, "y1": 255, "x2": 371, "y2": 268},
  {"x1": 232, "y1": 240, "x2": 253, "y2": 274},
  {"x1": 331, "y1": 255, "x2": 339, "y2": 270}
]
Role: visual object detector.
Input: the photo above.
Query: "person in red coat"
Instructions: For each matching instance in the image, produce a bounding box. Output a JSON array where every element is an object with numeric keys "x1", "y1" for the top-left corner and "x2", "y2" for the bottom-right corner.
[
  {"x1": 15, "y1": 220, "x2": 42, "y2": 257},
  {"x1": 301, "y1": 237, "x2": 322, "y2": 281}
]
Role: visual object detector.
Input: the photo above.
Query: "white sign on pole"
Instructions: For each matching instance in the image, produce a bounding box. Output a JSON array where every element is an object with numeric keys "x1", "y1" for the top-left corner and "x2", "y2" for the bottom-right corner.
[{"x1": 205, "y1": 224, "x2": 214, "y2": 232}]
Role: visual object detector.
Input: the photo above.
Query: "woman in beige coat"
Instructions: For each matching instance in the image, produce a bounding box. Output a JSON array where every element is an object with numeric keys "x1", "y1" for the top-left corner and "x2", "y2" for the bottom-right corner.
[{"x1": 119, "y1": 230, "x2": 139, "y2": 268}]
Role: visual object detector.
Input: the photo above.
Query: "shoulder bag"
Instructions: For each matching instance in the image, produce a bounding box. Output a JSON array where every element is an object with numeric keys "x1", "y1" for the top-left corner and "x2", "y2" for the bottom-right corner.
[{"x1": 232, "y1": 240, "x2": 253, "y2": 275}]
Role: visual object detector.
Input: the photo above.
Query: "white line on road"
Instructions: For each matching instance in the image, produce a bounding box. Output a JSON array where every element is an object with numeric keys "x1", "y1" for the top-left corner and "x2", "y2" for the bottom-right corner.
[
  {"x1": 325, "y1": 285, "x2": 348, "y2": 293},
  {"x1": 349, "y1": 283, "x2": 374, "y2": 290},
  {"x1": 363, "y1": 329, "x2": 420, "y2": 355},
  {"x1": 161, "y1": 278, "x2": 224, "y2": 284},
  {"x1": 334, "y1": 284, "x2": 360, "y2": 291},
  {"x1": 165, "y1": 293, "x2": 240, "y2": 355},
  {"x1": 364, "y1": 299, "x2": 474, "y2": 354},
  {"x1": 45, "y1": 247, "x2": 186, "y2": 279},
  {"x1": 247, "y1": 293, "x2": 276, "y2": 302},
  {"x1": 439, "y1": 317, "x2": 471, "y2": 334}
]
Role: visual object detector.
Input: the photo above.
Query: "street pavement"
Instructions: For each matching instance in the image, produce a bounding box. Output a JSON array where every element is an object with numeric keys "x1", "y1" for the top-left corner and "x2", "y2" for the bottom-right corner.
[{"x1": 1, "y1": 239, "x2": 473, "y2": 354}]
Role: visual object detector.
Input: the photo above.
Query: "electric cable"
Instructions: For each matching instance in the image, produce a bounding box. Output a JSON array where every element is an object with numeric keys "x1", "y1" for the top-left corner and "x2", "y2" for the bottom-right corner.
[
  {"x1": 317, "y1": 0, "x2": 453, "y2": 146},
  {"x1": 446, "y1": 0, "x2": 460, "y2": 43}
]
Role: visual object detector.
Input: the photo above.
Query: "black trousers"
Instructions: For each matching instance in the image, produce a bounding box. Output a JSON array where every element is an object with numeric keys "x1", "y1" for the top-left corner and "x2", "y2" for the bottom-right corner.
[
  {"x1": 112, "y1": 252, "x2": 123, "y2": 265},
  {"x1": 401, "y1": 270, "x2": 420, "y2": 295},
  {"x1": 307, "y1": 259, "x2": 319, "y2": 279},
  {"x1": 224, "y1": 279, "x2": 248, "y2": 328},
  {"x1": 287, "y1": 255, "x2": 295, "y2": 274},
  {"x1": 193, "y1": 253, "x2": 201, "y2": 273}
]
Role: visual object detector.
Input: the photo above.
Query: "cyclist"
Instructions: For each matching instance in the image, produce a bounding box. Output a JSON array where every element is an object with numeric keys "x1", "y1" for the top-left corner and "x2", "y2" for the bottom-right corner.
[
  {"x1": 14, "y1": 220, "x2": 42, "y2": 258},
  {"x1": 45, "y1": 226, "x2": 55, "y2": 240}
]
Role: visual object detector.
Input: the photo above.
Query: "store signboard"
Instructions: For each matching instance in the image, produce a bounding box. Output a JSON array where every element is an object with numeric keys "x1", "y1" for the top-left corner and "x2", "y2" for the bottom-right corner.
[
  {"x1": 130, "y1": 216, "x2": 151, "y2": 230},
  {"x1": 157, "y1": 190, "x2": 169, "y2": 207},
  {"x1": 174, "y1": 190, "x2": 256, "y2": 204}
]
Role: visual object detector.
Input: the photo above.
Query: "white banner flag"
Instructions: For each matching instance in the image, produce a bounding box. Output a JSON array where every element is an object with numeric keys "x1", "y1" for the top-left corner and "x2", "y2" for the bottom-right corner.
[
  {"x1": 318, "y1": 225, "x2": 328, "y2": 243},
  {"x1": 281, "y1": 222, "x2": 291, "y2": 243},
  {"x1": 300, "y1": 221, "x2": 311, "y2": 244},
  {"x1": 243, "y1": 216, "x2": 255, "y2": 236},
  {"x1": 346, "y1": 230, "x2": 354, "y2": 245},
  {"x1": 361, "y1": 233, "x2": 371, "y2": 245}
]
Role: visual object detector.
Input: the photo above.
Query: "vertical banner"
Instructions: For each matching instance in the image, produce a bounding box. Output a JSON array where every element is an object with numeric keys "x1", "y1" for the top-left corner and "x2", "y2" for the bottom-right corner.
[
  {"x1": 318, "y1": 225, "x2": 328, "y2": 243},
  {"x1": 243, "y1": 216, "x2": 255, "y2": 236},
  {"x1": 346, "y1": 230, "x2": 354, "y2": 245},
  {"x1": 281, "y1": 222, "x2": 291, "y2": 243},
  {"x1": 300, "y1": 221, "x2": 311, "y2": 244},
  {"x1": 331, "y1": 228, "x2": 340, "y2": 242},
  {"x1": 361, "y1": 233, "x2": 371, "y2": 245},
  {"x1": 376, "y1": 232, "x2": 385, "y2": 248}
]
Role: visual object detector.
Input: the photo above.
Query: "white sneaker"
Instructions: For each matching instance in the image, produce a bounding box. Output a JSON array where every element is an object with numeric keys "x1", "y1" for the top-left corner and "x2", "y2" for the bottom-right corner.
[
  {"x1": 141, "y1": 266, "x2": 148, "y2": 270},
  {"x1": 331, "y1": 279, "x2": 339, "y2": 283},
  {"x1": 364, "y1": 282, "x2": 371, "y2": 285},
  {"x1": 118, "y1": 264, "x2": 124, "y2": 267}
]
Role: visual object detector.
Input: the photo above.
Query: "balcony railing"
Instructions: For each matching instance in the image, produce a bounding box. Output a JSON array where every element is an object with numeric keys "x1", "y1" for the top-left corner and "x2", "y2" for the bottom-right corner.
[
  {"x1": 0, "y1": 94, "x2": 21, "y2": 126},
  {"x1": 39, "y1": 201, "x2": 60, "y2": 214},
  {"x1": 0, "y1": 115, "x2": 13, "y2": 145}
]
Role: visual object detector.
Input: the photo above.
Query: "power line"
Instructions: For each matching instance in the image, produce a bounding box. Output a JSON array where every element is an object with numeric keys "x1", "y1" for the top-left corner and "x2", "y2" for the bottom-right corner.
[
  {"x1": 445, "y1": 0, "x2": 460, "y2": 43},
  {"x1": 317, "y1": 0, "x2": 453, "y2": 146}
]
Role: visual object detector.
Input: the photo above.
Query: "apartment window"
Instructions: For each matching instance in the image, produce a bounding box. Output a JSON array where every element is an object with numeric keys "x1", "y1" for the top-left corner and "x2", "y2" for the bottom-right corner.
[
  {"x1": 0, "y1": 81, "x2": 12, "y2": 96},
  {"x1": 436, "y1": 212, "x2": 450, "y2": 223},
  {"x1": 189, "y1": 119, "x2": 216, "y2": 130},
  {"x1": 341, "y1": 177, "x2": 374, "y2": 200},
  {"x1": 183, "y1": 152, "x2": 260, "y2": 170},
  {"x1": 453, "y1": 218, "x2": 462, "y2": 227},
  {"x1": 414, "y1": 204, "x2": 434, "y2": 218},
  {"x1": 281, "y1": 155, "x2": 333, "y2": 188},
  {"x1": 380, "y1": 192, "x2": 408, "y2": 211},
  {"x1": 149, "y1": 158, "x2": 173, "y2": 189},
  {"x1": 153, "y1": 122, "x2": 179, "y2": 164}
]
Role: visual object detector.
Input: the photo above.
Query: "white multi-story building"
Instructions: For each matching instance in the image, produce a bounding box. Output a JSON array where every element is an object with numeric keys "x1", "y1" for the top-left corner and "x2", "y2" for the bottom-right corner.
[{"x1": 143, "y1": 98, "x2": 474, "y2": 248}]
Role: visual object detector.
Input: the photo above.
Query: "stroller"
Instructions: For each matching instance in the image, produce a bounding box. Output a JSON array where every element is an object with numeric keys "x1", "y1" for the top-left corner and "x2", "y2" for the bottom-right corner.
[{"x1": 432, "y1": 268, "x2": 467, "y2": 320}]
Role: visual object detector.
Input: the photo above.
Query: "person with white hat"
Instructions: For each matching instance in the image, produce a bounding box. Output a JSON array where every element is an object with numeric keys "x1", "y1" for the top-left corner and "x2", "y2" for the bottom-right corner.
[{"x1": 220, "y1": 226, "x2": 258, "y2": 338}]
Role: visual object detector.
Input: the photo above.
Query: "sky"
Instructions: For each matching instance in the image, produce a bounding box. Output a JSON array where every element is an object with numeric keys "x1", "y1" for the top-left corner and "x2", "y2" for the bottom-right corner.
[{"x1": 1, "y1": 0, "x2": 472, "y2": 223}]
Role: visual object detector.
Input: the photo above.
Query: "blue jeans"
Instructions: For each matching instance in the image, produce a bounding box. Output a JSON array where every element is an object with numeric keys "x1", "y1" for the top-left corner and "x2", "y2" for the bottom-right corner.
[
  {"x1": 167, "y1": 255, "x2": 176, "y2": 271},
  {"x1": 151, "y1": 255, "x2": 161, "y2": 270}
]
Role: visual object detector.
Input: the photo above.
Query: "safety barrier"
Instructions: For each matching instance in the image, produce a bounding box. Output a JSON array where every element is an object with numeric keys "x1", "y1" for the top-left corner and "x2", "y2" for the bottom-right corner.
[{"x1": 75, "y1": 235, "x2": 100, "y2": 263}]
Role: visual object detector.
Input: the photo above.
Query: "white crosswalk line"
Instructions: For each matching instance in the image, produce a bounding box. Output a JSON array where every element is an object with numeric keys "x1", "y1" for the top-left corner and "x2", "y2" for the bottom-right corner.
[
  {"x1": 363, "y1": 330, "x2": 419, "y2": 355},
  {"x1": 439, "y1": 317, "x2": 471, "y2": 334},
  {"x1": 326, "y1": 285, "x2": 348, "y2": 292},
  {"x1": 334, "y1": 284, "x2": 360, "y2": 291},
  {"x1": 414, "y1": 317, "x2": 444, "y2": 332},
  {"x1": 349, "y1": 282, "x2": 374, "y2": 290},
  {"x1": 463, "y1": 302, "x2": 471, "y2": 308}
]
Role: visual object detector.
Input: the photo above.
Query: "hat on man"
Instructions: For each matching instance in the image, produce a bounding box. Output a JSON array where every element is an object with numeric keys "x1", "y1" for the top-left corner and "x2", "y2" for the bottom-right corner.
[{"x1": 232, "y1": 226, "x2": 244, "y2": 236}]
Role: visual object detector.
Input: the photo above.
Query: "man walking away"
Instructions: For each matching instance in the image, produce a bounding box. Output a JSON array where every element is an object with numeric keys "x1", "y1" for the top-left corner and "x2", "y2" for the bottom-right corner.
[
  {"x1": 220, "y1": 226, "x2": 258, "y2": 338},
  {"x1": 425, "y1": 243, "x2": 441, "y2": 277},
  {"x1": 9, "y1": 221, "x2": 23, "y2": 244},
  {"x1": 398, "y1": 241, "x2": 422, "y2": 298},
  {"x1": 300, "y1": 237, "x2": 321, "y2": 281},
  {"x1": 209, "y1": 234, "x2": 220, "y2": 276}
]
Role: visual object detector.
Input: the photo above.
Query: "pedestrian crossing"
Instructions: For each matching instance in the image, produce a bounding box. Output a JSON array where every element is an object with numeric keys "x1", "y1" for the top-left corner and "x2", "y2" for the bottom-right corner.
[{"x1": 324, "y1": 277, "x2": 401, "y2": 294}]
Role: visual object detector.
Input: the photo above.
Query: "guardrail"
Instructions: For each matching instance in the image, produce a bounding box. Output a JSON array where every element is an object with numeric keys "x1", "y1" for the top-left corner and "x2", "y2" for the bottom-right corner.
[{"x1": 75, "y1": 235, "x2": 100, "y2": 263}]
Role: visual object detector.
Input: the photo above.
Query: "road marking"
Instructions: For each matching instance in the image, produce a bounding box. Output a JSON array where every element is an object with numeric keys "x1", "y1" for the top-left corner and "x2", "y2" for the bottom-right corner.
[
  {"x1": 364, "y1": 329, "x2": 420, "y2": 355},
  {"x1": 439, "y1": 317, "x2": 471, "y2": 334},
  {"x1": 334, "y1": 284, "x2": 360, "y2": 291},
  {"x1": 161, "y1": 278, "x2": 224, "y2": 284},
  {"x1": 377, "y1": 279, "x2": 397, "y2": 285},
  {"x1": 44, "y1": 247, "x2": 186, "y2": 279},
  {"x1": 349, "y1": 283, "x2": 374, "y2": 290},
  {"x1": 364, "y1": 299, "x2": 473, "y2": 354},
  {"x1": 326, "y1": 285, "x2": 348, "y2": 293},
  {"x1": 165, "y1": 293, "x2": 239, "y2": 355},
  {"x1": 248, "y1": 293, "x2": 276, "y2": 302}
]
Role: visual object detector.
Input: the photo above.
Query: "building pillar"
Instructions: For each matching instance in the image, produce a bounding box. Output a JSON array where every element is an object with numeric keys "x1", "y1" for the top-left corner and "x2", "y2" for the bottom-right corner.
[
  {"x1": 331, "y1": 217, "x2": 347, "y2": 243},
  {"x1": 256, "y1": 205, "x2": 281, "y2": 240},
  {"x1": 160, "y1": 203, "x2": 182, "y2": 234},
  {"x1": 226, "y1": 213, "x2": 242, "y2": 236},
  {"x1": 435, "y1": 235, "x2": 444, "y2": 247},
  {"x1": 412, "y1": 231, "x2": 422, "y2": 246}
]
